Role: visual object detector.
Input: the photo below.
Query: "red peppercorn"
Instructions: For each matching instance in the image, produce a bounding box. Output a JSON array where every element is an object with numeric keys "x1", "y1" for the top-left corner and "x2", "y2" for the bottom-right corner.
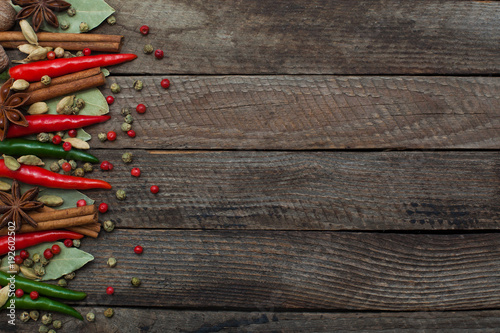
[
  {"x1": 76, "y1": 199, "x2": 87, "y2": 207},
  {"x1": 106, "y1": 96, "x2": 115, "y2": 105},
  {"x1": 107, "y1": 131, "x2": 117, "y2": 141},
  {"x1": 150, "y1": 185, "x2": 159, "y2": 194},
  {"x1": 64, "y1": 239, "x2": 73, "y2": 248},
  {"x1": 14, "y1": 255, "x2": 23, "y2": 265},
  {"x1": 83, "y1": 47, "x2": 91, "y2": 56},
  {"x1": 131, "y1": 167, "x2": 141, "y2": 177},
  {"x1": 136, "y1": 104, "x2": 146, "y2": 114},
  {"x1": 68, "y1": 129, "x2": 78, "y2": 137},
  {"x1": 47, "y1": 51, "x2": 56, "y2": 60},
  {"x1": 15, "y1": 289, "x2": 24, "y2": 298},
  {"x1": 51, "y1": 244, "x2": 61, "y2": 255},
  {"x1": 140, "y1": 25, "x2": 149, "y2": 35},
  {"x1": 100, "y1": 161, "x2": 110, "y2": 171},
  {"x1": 62, "y1": 141, "x2": 72, "y2": 151},
  {"x1": 127, "y1": 129, "x2": 136, "y2": 138},
  {"x1": 134, "y1": 245, "x2": 143, "y2": 254},
  {"x1": 52, "y1": 135, "x2": 62, "y2": 145},
  {"x1": 30, "y1": 291, "x2": 39, "y2": 300},
  {"x1": 160, "y1": 79, "x2": 170, "y2": 89},
  {"x1": 108, "y1": 162, "x2": 114, "y2": 171},
  {"x1": 61, "y1": 162, "x2": 72, "y2": 172},
  {"x1": 20, "y1": 250, "x2": 29, "y2": 260},
  {"x1": 99, "y1": 202, "x2": 109, "y2": 213},
  {"x1": 106, "y1": 286, "x2": 114, "y2": 295},
  {"x1": 154, "y1": 49, "x2": 164, "y2": 60},
  {"x1": 43, "y1": 248, "x2": 54, "y2": 259}
]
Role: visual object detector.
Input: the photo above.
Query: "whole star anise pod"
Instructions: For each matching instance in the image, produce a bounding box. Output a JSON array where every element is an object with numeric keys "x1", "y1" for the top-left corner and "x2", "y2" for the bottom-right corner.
[
  {"x1": 12, "y1": 0, "x2": 72, "y2": 32},
  {"x1": 0, "y1": 78, "x2": 30, "y2": 141},
  {"x1": 0, "y1": 180, "x2": 44, "y2": 232}
]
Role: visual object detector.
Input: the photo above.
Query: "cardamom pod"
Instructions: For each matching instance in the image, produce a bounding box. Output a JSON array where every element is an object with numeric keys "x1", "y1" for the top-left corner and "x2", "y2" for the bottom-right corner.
[
  {"x1": 0, "y1": 181, "x2": 11, "y2": 191},
  {"x1": 0, "y1": 285, "x2": 9, "y2": 308},
  {"x1": 26, "y1": 47, "x2": 48, "y2": 61},
  {"x1": 63, "y1": 137, "x2": 89, "y2": 149},
  {"x1": 3, "y1": 154, "x2": 20, "y2": 171},
  {"x1": 37, "y1": 195, "x2": 64, "y2": 207},
  {"x1": 27, "y1": 102, "x2": 49, "y2": 115},
  {"x1": 17, "y1": 155, "x2": 44, "y2": 166},
  {"x1": 20, "y1": 266, "x2": 39, "y2": 280},
  {"x1": 10, "y1": 79, "x2": 30, "y2": 91},
  {"x1": 17, "y1": 43, "x2": 39, "y2": 54},
  {"x1": 19, "y1": 19, "x2": 38, "y2": 45},
  {"x1": 56, "y1": 95, "x2": 75, "y2": 114}
]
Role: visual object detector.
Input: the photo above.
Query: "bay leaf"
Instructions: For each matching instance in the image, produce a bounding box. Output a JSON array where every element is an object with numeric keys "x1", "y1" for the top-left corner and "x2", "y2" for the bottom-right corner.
[
  {"x1": 12, "y1": 0, "x2": 115, "y2": 34},
  {"x1": 0, "y1": 242, "x2": 94, "y2": 281},
  {"x1": 0, "y1": 177, "x2": 94, "y2": 210}
]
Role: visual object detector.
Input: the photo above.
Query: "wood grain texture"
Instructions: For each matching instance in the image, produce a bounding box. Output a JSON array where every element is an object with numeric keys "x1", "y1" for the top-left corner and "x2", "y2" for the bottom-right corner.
[
  {"x1": 84, "y1": 150, "x2": 500, "y2": 231},
  {"x1": 83, "y1": 0, "x2": 500, "y2": 75},
  {"x1": 10, "y1": 308, "x2": 500, "y2": 332},
  {"x1": 58, "y1": 230, "x2": 500, "y2": 311},
  {"x1": 86, "y1": 75, "x2": 500, "y2": 150}
]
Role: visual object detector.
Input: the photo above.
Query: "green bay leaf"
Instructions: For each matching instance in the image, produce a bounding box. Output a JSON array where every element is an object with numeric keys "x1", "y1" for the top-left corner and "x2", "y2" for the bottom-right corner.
[
  {"x1": 1, "y1": 242, "x2": 94, "y2": 281},
  {"x1": 12, "y1": 0, "x2": 115, "y2": 34}
]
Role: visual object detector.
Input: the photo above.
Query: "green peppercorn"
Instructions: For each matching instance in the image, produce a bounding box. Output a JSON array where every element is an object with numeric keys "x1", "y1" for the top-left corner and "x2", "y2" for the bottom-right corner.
[
  {"x1": 60, "y1": 21, "x2": 70, "y2": 30},
  {"x1": 39, "y1": 324, "x2": 49, "y2": 333},
  {"x1": 121, "y1": 152, "x2": 133, "y2": 163},
  {"x1": 116, "y1": 189, "x2": 126, "y2": 201},
  {"x1": 57, "y1": 278, "x2": 67, "y2": 287},
  {"x1": 56, "y1": 131, "x2": 65, "y2": 138},
  {"x1": 48, "y1": 329, "x2": 56, "y2": 333},
  {"x1": 20, "y1": 311, "x2": 30, "y2": 322},
  {"x1": 133, "y1": 80, "x2": 143, "y2": 91},
  {"x1": 75, "y1": 50, "x2": 84, "y2": 57},
  {"x1": 83, "y1": 163, "x2": 93, "y2": 173},
  {"x1": 131, "y1": 277, "x2": 141, "y2": 287},
  {"x1": 57, "y1": 159, "x2": 67, "y2": 167},
  {"x1": 143, "y1": 44, "x2": 154, "y2": 54},
  {"x1": 75, "y1": 98, "x2": 85, "y2": 109},
  {"x1": 107, "y1": 257, "x2": 117, "y2": 268},
  {"x1": 86, "y1": 312, "x2": 95, "y2": 322},
  {"x1": 41, "y1": 313, "x2": 52, "y2": 325},
  {"x1": 124, "y1": 114, "x2": 134, "y2": 124},
  {"x1": 74, "y1": 167, "x2": 85, "y2": 177},
  {"x1": 62, "y1": 105, "x2": 72, "y2": 115},
  {"x1": 37, "y1": 132, "x2": 50, "y2": 142},
  {"x1": 40, "y1": 255, "x2": 49, "y2": 267},
  {"x1": 71, "y1": 106, "x2": 80, "y2": 114},
  {"x1": 72, "y1": 239, "x2": 81, "y2": 248},
  {"x1": 41, "y1": 75, "x2": 51, "y2": 86},
  {"x1": 107, "y1": 15, "x2": 116, "y2": 25},
  {"x1": 49, "y1": 162, "x2": 60, "y2": 173},
  {"x1": 104, "y1": 308, "x2": 114, "y2": 318},
  {"x1": 23, "y1": 258, "x2": 34, "y2": 268},
  {"x1": 53, "y1": 320, "x2": 62, "y2": 329},
  {"x1": 68, "y1": 160, "x2": 77, "y2": 170},
  {"x1": 121, "y1": 107, "x2": 131, "y2": 116},
  {"x1": 63, "y1": 51, "x2": 72, "y2": 58},
  {"x1": 103, "y1": 220, "x2": 115, "y2": 232},
  {"x1": 98, "y1": 133, "x2": 107, "y2": 142},
  {"x1": 33, "y1": 263, "x2": 45, "y2": 276},
  {"x1": 121, "y1": 122, "x2": 132, "y2": 132},
  {"x1": 67, "y1": 7, "x2": 76, "y2": 16},
  {"x1": 32, "y1": 253, "x2": 40, "y2": 263},
  {"x1": 79, "y1": 22, "x2": 89, "y2": 33},
  {"x1": 110, "y1": 83, "x2": 121, "y2": 93},
  {"x1": 64, "y1": 272, "x2": 76, "y2": 280},
  {"x1": 30, "y1": 310, "x2": 39, "y2": 321}
]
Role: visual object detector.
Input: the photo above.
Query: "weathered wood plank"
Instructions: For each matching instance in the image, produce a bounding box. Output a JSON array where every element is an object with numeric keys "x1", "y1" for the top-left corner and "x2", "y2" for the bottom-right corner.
[
  {"x1": 85, "y1": 150, "x2": 500, "y2": 231},
  {"x1": 9, "y1": 308, "x2": 500, "y2": 332},
  {"x1": 87, "y1": 76, "x2": 500, "y2": 150},
  {"x1": 58, "y1": 230, "x2": 500, "y2": 311},
  {"x1": 84, "y1": 0, "x2": 500, "y2": 75}
]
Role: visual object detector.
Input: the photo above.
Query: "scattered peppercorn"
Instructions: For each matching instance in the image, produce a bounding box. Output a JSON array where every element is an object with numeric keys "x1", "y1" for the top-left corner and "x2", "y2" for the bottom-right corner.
[
  {"x1": 68, "y1": 129, "x2": 78, "y2": 137},
  {"x1": 52, "y1": 135, "x2": 62, "y2": 145},
  {"x1": 131, "y1": 277, "x2": 141, "y2": 287},
  {"x1": 83, "y1": 163, "x2": 93, "y2": 173},
  {"x1": 110, "y1": 83, "x2": 121, "y2": 93},
  {"x1": 23, "y1": 258, "x2": 34, "y2": 268},
  {"x1": 121, "y1": 122, "x2": 132, "y2": 132},
  {"x1": 64, "y1": 272, "x2": 76, "y2": 280},
  {"x1": 74, "y1": 167, "x2": 85, "y2": 177},
  {"x1": 30, "y1": 310, "x2": 39, "y2": 321},
  {"x1": 63, "y1": 239, "x2": 73, "y2": 247},
  {"x1": 20, "y1": 311, "x2": 30, "y2": 322},
  {"x1": 75, "y1": 98, "x2": 85, "y2": 109},
  {"x1": 133, "y1": 80, "x2": 143, "y2": 91},
  {"x1": 103, "y1": 220, "x2": 115, "y2": 232},
  {"x1": 116, "y1": 189, "x2": 127, "y2": 200},
  {"x1": 86, "y1": 312, "x2": 95, "y2": 322},
  {"x1": 83, "y1": 47, "x2": 91, "y2": 56},
  {"x1": 134, "y1": 245, "x2": 143, "y2": 254},
  {"x1": 75, "y1": 50, "x2": 84, "y2": 57},
  {"x1": 107, "y1": 257, "x2": 117, "y2": 267},
  {"x1": 60, "y1": 21, "x2": 70, "y2": 30},
  {"x1": 79, "y1": 22, "x2": 89, "y2": 33},
  {"x1": 140, "y1": 25, "x2": 149, "y2": 35},
  {"x1": 30, "y1": 290, "x2": 39, "y2": 300},
  {"x1": 131, "y1": 168, "x2": 141, "y2": 177},
  {"x1": 41, "y1": 313, "x2": 52, "y2": 325},
  {"x1": 51, "y1": 244, "x2": 61, "y2": 255},
  {"x1": 72, "y1": 239, "x2": 81, "y2": 248},
  {"x1": 121, "y1": 107, "x2": 131, "y2": 115},
  {"x1": 154, "y1": 49, "x2": 164, "y2": 59},
  {"x1": 53, "y1": 320, "x2": 62, "y2": 329},
  {"x1": 122, "y1": 152, "x2": 133, "y2": 163},
  {"x1": 76, "y1": 199, "x2": 87, "y2": 207},
  {"x1": 100, "y1": 161, "x2": 111, "y2": 171},
  {"x1": 107, "y1": 131, "x2": 117, "y2": 141},
  {"x1": 107, "y1": 15, "x2": 116, "y2": 25},
  {"x1": 62, "y1": 141, "x2": 72, "y2": 151},
  {"x1": 124, "y1": 114, "x2": 134, "y2": 124},
  {"x1": 136, "y1": 104, "x2": 146, "y2": 114},
  {"x1": 39, "y1": 324, "x2": 49, "y2": 333},
  {"x1": 41, "y1": 75, "x2": 51, "y2": 86},
  {"x1": 143, "y1": 44, "x2": 153, "y2": 54},
  {"x1": 67, "y1": 7, "x2": 76, "y2": 16},
  {"x1": 106, "y1": 96, "x2": 115, "y2": 105},
  {"x1": 14, "y1": 255, "x2": 23, "y2": 265},
  {"x1": 37, "y1": 132, "x2": 50, "y2": 142},
  {"x1": 106, "y1": 286, "x2": 114, "y2": 295},
  {"x1": 161, "y1": 79, "x2": 170, "y2": 89},
  {"x1": 104, "y1": 308, "x2": 114, "y2": 318},
  {"x1": 98, "y1": 132, "x2": 107, "y2": 142},
  {"x1": 58, "y1": 278, "x2": 68, "y2": 287},
  {"x1": 43, "y1": 248, "x2": 54, "y2": 260},
  {"x1": 20, "y1": 250, "x2": 29, "y2": 259},
  {"x1": 127, "y1": 129, "x2": 136, "y2": 138},
  {"x1": 150, "y1": 185, "x2": 159, "y2": 194},
  {"x1": 15, "y1": 289, "x2": 24, "y2": 298},
  {"x1": 47, "y1": 51, "x2": 56, "y2": 60},
  {"x1": 99, "y1": 202, "x2": 109, "y2": 213},
  {"x1": 49, "y1": 162, "x2": 60, "y2": 173},
  {"x1": 32, "y1": 253, "x2": 40, "y2": 263}
]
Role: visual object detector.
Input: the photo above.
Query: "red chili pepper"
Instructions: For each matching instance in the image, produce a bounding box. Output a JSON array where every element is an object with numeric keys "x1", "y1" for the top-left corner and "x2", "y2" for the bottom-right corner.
[
  {"x1": 9, "y1": 54, "x2": 138, "y2": 82},
  {"x1": 0, "y1": 160, "x2": 112, "y2": 190},
  {"x1": 0, "y1": 230, "x2": 83, "y2": 256},
  {"x1": 6, "y1": 115, "x2": 110, "y2": 139}
]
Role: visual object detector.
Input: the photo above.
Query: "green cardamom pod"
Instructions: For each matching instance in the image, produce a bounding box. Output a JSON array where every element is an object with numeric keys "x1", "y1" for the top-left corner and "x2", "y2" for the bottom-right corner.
[
  {"x1": 37, "y1": 195, "x2": 64, "y2": 207},
  {"x1": 17, "y1": 155, "x2": 44, "y2": 166},
  {"x1": 0, "y1": 181, "x2": 11, "y2": 191},
  {"x1": 19, "y1": 266, "x2": 39, "y2": 280},
  {"x1": 3, "y1": 154, "x2": 20, "y2": 171}
]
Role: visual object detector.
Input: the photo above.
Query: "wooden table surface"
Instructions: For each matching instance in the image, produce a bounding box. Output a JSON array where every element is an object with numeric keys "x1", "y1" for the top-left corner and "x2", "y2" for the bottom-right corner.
[{"x1": 8, "y1": 0, "x2": 500, "y2": 332}]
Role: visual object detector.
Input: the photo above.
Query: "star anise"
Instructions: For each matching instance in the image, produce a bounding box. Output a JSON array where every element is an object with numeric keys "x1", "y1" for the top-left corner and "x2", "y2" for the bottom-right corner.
[
  {"x1": 0, "y1": 78, "x2": 30, "y2": 141},
  {"x1": 0, "y1": 180, "x2": 44, "y2": 232},
  {"x1": 12, "y1": 0, "x2": 71, "y2": 32}
]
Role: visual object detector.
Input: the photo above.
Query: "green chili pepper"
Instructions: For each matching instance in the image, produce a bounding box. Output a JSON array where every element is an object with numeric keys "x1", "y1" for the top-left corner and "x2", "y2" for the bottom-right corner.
[
  {"x1": 0, "y1": 138, "x2": 98, "y2": 163},
  {"x1": 1, "y1": 295, "x2": 83, "y2": 320},
  {"x1": 0, "y1": 271, "x2": 86, "y2": 301}
]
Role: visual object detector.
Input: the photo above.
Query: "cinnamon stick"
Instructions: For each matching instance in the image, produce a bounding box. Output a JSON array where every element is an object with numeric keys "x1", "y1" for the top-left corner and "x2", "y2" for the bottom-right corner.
[
  {"x1": 26, "y1": 67, "x2": 102, "y2": 93},
  {"x1": 0, "y1": 213, "x2": 98, "y2": 236},
  {"x1": 26, "y1": 72, "x2": 106, "y2": 105},
  {"x1": 29, "y1": 205, "x2": 97, "y2": 222},
  {"x1": 66, "y1": 226, "x2": 99, "y2": 238}
]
